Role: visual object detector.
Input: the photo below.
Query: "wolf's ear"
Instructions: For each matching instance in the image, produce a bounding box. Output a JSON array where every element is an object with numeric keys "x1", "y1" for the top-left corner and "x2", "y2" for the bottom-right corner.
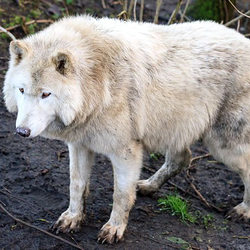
[
  {"x1": 52, "y1": 51, "x2": 73, "y2": 76},
  {"x1": 10, "y1": 40, "x2": 28, "y2": 65}
]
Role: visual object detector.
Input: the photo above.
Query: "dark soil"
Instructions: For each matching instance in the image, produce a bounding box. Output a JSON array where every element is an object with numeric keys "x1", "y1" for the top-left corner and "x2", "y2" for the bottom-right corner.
[{"x1": 1, "y1": 1, "x2": 250, "y2": 249}]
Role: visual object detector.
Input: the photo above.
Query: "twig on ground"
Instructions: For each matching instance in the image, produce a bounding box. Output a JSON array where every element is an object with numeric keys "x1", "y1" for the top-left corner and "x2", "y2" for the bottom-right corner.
[
  {"x1": 227, "y1": 0, "x2": 250, "y2": 19},
  {"x1": 143, "y1": 164, "x2": 156, "y2": 173},
  {"x1": 117, "y1": 10, "x2": 127, "y2": 19},
  {"x1": 3, "y1": 187, "x2": 11, "y2": 193},
  {"x1": 142, "y1": 158, "x2": 222, "y2": 213},
  {"x1": 139, "y1": 0, "x2": 144, "y2": 22},
  {"x1": 120, "y1": 0, "x2": 128, "y2": 19},
  {"x1": 20, "y1": 16, "x2": 29, "y2": 35},
  {"x1": 0, "y1": 189, "x2": 56, "y2": 216},
  {"x1": 225, "y1": 10, "x2": 250, "y2": 26},
  {"x1": 186, "y1": 156, "x2": 212, "y2": 208},
  {"x1": 123, "y1": 0, "x2": 128, "y2": 12},
  {"x1": 168, "y1": 179, "x2": 222, "y2": 212},
  {"x1": 101, "y1": 0, "x2": 106, "y2": 9},
  {"x1": 187, "y1": 179, "x2": 211, "y2": 208},
  {"x1": 0, "y1": 203, "x2": 84, "y2": 250},
  {"x1": 233, "y1": 235, "x2": 250, "y2": 239},
  {"x1": 0, "y1": 189, "x2": 80, "y2": 246},
  {"x1": 180, "y1": 0, "x2": 190, "y2": 22},
  {"x1": 0, "y1": 200, "x2": 6, "y2": 207},
  {"x1": 154, "y1": 0, "x2": 162, "y2": 24},
  {"x1": 56, "y1": 150, "x2": 68, "y2": 161},
  {"x1": 188, "y1": 153, "x2": 211, "y2": 170},
  {"x1": 0, "y1": 19, "x2": 53, "y2": 34},
  {"x1": 118, "y1": 0, "x2": 128, "y2": 20},
  {"x1": 237, "y1": 19, "x2": 241, "y2": 32},
  {"x1": 128, "y1": 0, "x2": 135, "y2": 19},
  {"x1": 0, "y1": 26, "x2": 16, "y2": 41},
  {"x1": 168, "y1": 180, "x2": 197, "y2": 198},
  {"x1": 178, "y1": 10, "x2": 191, "y2": 22},
  {"x1": 133, "y1": 0, "x2": 138, "y2": 21},
  {"x1": 167, "y1": 0, "x2": 183, "y2": 25}
]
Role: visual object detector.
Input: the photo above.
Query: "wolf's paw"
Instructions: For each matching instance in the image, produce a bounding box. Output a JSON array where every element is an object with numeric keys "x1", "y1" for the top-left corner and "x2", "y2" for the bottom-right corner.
[
  {"x1": 226, "y1": 202, "x2": 250, "y2": 222},
  {"x1": 137, "y1": 179, "x2": 159, "y2": 195},
  {"x1": 97, "y1": 222, "x2": 126, "y2": 244},
  {"x1": 51, "y1": 209, "x2": 85, "y2": 234}
]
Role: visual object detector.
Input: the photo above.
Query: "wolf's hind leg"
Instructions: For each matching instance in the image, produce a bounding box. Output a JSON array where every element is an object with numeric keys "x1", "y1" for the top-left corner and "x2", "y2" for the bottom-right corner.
[
  {"x1": 52, "y1": 143, "x2": 94, "y2": 233},
  {"x1": 206, "y1": 138, "x2": 250, "y2": 221},
  {"x1": 138, "y1": 148, "x2": 191, "y2": 195},
  {"x1": 220, "y1": 151, "x2": 250, "y2": 221}
]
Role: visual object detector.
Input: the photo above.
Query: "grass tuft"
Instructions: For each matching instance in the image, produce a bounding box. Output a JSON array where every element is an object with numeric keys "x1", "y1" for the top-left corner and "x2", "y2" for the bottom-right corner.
[{"x1": 158, "y1": 194, "x2": 196, "y2": 224}]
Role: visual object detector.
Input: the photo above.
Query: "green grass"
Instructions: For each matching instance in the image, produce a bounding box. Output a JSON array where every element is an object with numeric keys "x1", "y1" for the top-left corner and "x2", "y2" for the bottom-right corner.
[
  {"x1": 66, "y1": 0, "x2": 73, "y2": 5},
  {"x1": 158, "y1": 193, "x2": 217, "y2": 230},
  {"x1": 202, "y1": 214, "x2": 214, "y2": 229},
  {"x1": 158, "y1": 194, "x2": 196, "y2": 224},
  {"x1": 150, "y1": 152, "x2": 162, "y2": 160}
]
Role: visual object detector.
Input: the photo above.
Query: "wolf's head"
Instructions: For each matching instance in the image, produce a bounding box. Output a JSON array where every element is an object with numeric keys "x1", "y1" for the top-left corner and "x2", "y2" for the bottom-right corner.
[
  {"x1": 3, "y1": 39, "x2": 85, "y2": 138},
  {"x1": 4, "y1": 17, "x2": 114, "y2": 139}
]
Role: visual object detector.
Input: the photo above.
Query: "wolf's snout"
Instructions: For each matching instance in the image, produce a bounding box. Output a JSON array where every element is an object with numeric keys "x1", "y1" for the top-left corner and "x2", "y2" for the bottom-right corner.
[{"x1": 16, "y1": 127, "x2": 31, "y2": 137}]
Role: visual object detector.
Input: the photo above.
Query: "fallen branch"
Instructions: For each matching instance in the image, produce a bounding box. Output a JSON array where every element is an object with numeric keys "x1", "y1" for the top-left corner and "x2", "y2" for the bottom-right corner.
[
  {"x1": 128, "y1": 0, "x2": 135, "y2": 19},
  {"x1": 191, "y1": 153, "x2": 211, "y2": 163},
  {"x1": 168, "y1": 180, "x2": 222, "y2": 213},
  {"x1": 0, "y1": 203, "x2": 84, "y2": 250},
  {"x1": 188, "y1": 153, "x2": 211, "y2": 170},
  {"x1": 118, "y1": 0, "x2": 128, "y2": 20},
  {"x1": 227, "y1": 0, "x2": 250, "y2": 19},
  {"x1": 178, "y1": 10, "x2": 192, "y2": 22},
  {"x1": 154, "y1": 0, "x2": 162, "y2": 24},
  {"x1": 0, "y1": 26, "x2": 16, "y2": 41},
  {"x1": 142, "y1": 165, "x2": 222, "y2": 212},
  {"x1": 56, "y1": 150, "x2": 68, "y2": 161},
  {"x1": 233, "y1": 235, "x2": 250, "y2": 239},
  {"x1": 133, "y1": 0, "x2": 138, "y2": 21},
  {"x1": 0, "y1": 19, "x2": 53, "y2": 34},
  {"x1": 143, "y1": 164, "x2": 156, "y2": 173},
  {"x1": 167, "y1": 0, "x2": 183, "y2": 25},
  {"x1": 225, "y1": 9, "x2": 250, "y2": 27},
  {"x1": 0, "y1": 189, "x2": 56, "y2": 216},
  {"x1": 189, "y1": 180, "x2": 211, "y2": 208},
  {"x1": 139, "y1": 0, "x2": 144, "y2": 22},
  {"x1": 101, "y1": 0, "x2": 106, "y2": 9},
  {"x1": 117, "y1": 10, "x2": 127, "y2": 20},
  {"x1": 180, "y1": 0, "x2": 190, "y2": 23}
]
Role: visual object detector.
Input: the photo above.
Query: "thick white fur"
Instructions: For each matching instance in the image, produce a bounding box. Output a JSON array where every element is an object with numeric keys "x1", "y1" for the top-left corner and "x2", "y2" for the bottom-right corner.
[{"x1": 4, "y1": 16, "x2": 250, "y2": 243}]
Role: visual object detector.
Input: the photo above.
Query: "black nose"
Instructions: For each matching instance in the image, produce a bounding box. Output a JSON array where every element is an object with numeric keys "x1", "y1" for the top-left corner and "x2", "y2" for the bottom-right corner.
[{"x1": 16, "y1": 127, "x2": 31, "y2": 137}]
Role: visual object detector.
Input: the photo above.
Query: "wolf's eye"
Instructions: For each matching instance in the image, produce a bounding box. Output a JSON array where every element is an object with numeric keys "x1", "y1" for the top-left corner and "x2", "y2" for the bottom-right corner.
[
  {"x1": 42, "y1": 92, "x2": 51, "y2": 99},
  {"x1": 19, "y1": 88, "x2": 24, "y2": 94}
]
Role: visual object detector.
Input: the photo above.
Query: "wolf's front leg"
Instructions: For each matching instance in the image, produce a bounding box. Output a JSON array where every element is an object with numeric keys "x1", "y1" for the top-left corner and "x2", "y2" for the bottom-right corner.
[
  {"x1": 98, "y1": 141, "x2": 143, "y2": 243},
  {"x1": 52, "y1": 143, "x2": 94, "y2": 233}
]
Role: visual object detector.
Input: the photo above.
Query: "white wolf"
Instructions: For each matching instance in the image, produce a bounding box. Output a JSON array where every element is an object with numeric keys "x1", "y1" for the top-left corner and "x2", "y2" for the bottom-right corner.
[{"x1": 4, "y1": 16, "x2": 250, "y2": 243}]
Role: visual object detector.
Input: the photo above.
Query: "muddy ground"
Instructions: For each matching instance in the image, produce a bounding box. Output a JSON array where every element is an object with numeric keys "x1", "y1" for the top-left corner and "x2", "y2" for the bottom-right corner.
[{"x1": 1, "y1": 1, "x2": 250, "y2": 249}]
